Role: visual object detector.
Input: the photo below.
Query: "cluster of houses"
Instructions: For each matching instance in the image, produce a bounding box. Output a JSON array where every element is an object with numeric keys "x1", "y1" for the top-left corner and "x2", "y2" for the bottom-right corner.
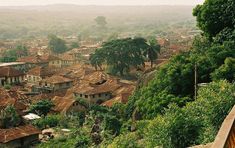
[{"x1": 0, "y1": 53, "x2": 135, "y2": 147}]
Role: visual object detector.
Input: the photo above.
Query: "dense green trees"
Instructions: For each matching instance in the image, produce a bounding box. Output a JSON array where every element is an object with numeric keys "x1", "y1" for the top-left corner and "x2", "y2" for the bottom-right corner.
[
  {"x1": 144, "y1": 82, "x2": 235, "y2": 147},
  {"x1": 193, "y1": 0, "x2": 235, "y2": 38},
  {"x1": 48, "y1": 35, "x2": 68, "y2": 53},
  {"x1": 211, "y1": 57, "x2": 235, "y2": 82},
  {"x1": 69, "y1": 41, "x2": 80, "y2": 49},
  {"x1": 144, "y1": 38, "x2": 161, "y2": 67},
  {"x1": 90, "y1": 51, "x2": 105, "y2": 71},
  {"x1": 110, "y1": 81, "x2": 235, "y2": 148},
  {"x1": 90, "y1": 37, "x2": 160, "y2": 75},
  {"x1": 128, "y1": 36, "x2": 235, "y2": 119},
  {"x1": 29, "y1": 100, "x2": 54, "y2": 116},
  {"x1": 0, "y1": 106, "x2": 21, "y2": 128},
  {"x1": 33, "y1": 115, "x2": 60, "y2": 129}
]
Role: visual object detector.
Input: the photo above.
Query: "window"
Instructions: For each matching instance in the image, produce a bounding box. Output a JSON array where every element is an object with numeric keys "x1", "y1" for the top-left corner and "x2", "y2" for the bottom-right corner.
[
  {"x1": 92, "y1": 95, "x2": 95, "y2": 98},
  {"x1": 85, "y1": 95, "x2": 88, "y2": 98},
  {"x1": 80, "y1": 94, "x2": 82, "y2": 97},
  {"x1": 99, "y1": 94, "x2": 101, "y2": 97}
]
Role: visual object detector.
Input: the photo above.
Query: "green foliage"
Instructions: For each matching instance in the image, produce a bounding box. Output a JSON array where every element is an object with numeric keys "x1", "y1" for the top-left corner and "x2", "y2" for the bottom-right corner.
[
  {"x1": 90, "y1": 38, "x2": 150, "y2": 76},
  {"x1": 129, "y1": 37, "x2": 235, "y2": 119},
  {"x1": 214, "y1": 28, "x2": 235, "y2": 44},
  {"x1": 0, "y1": 56, "x2": 17, "y2": 62},
  {"x1": 0, "y1": 44, "x2": 28, "y2": 62},
  {"x1": 48, "y1": 34, "x2": 68, "y2": 53},
  {"x1": 74, "y1": 135, "x2": 92, "y2": 148},
  {"x1": 89, "y1": 51, "x2": 105, "y2": 71},
  {"x1": 0, "y1": 105, "x2": 21, "y2": 128},
  {"x1": 193, "y1": 81, "x2": 235, "y2": 134},
  {"x1": 143, "y1": 81, "x2": 235, "y2": 147},
  {"x1": 15, "y1": 44, "x2": 28, "y2": 56},
  {"x1": 211, "y1": 57, "x2": 235, "y2": 82},
  {"x1": 193, "y1": 0, "x2": 235, "y2": 38},
  {"x1": 145, "y1": 37, "x2": 161, "y2": 67},
  {"x1": 3, "y1": 84, "x2": 12, "y2": 90},
  {"x1": 108, "y1": 132, "x2": 141, "y2": 148},
  {"x1": 95, "y1": 16, "x2": 107, "y2": 28},
  {"x1": 102, "y1": 114, "x2": 122, "y2": 135},
  {"x1": 38, "y1": 135, "x2": 78, "y2": 148},
  {"x1": 145, "y1": 104, "x2": 202, "y2": 148},
  {"x1": 33, "y1": 115, "x2": 60, "y2": 129},
  {"x1": 29, "y1": 100, "x2": 54, "y2": 116},
  {"x1": 76, "y1": 97, "x2": 89, "y2": 108},
  {"x1": 136, "y1": 91, "x2": 191, "y2": 119},
  {"x1": 69, "y1": 41, "x2": 79, "y2": 49}
]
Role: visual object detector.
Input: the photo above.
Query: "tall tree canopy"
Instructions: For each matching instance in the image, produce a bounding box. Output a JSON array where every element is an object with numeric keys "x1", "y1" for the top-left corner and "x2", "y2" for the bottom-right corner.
[
  {"x1": 193, "y1": 0, "x2": 235, "y2": 38},
  {"x1": 94, "y1": 16, "x2": 107, "y2": 28},
  {"x1": 145, "y1": 38, "x2": 161, "y2": 67},
  {"x1": 29, "y1": 100, "x2": 54, "y2": 116},
  {"x1": 211, "y1": 57, "x2": 235, "y2": 82},
  {"x1": 48, "y1": 34, "x2": 68, "y2": 53},
  {"x1": 90, "y1": 38, "x2": 152, "y2": 76}
]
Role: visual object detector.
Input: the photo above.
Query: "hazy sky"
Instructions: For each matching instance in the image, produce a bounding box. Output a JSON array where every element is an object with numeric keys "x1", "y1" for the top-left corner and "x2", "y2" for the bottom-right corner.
[{"x1": 0, "y1": 0, "x2": 204, "y2": 6}]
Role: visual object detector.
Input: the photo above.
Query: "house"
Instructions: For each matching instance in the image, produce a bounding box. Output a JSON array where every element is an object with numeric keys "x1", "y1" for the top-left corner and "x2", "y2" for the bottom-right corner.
[
  {"x1": 0, "y1": 125, "x2": 41, "y2": 148},
  {"x1": 40, "y1": 75, "x2": 73, "y2": 91},
  {"x1": 0, "y1": 62, "x2": 27, "y2": 72},
  {"x1": 17, "y1": 55, "x2": 48, "y2": 69},
  {"x1": 102, "y1": 93, "x2": 131, "y2": 107},
  {"x1": 0, "y1": 98, "x2": 27, "y2": 116},
  {"x1": 58, "y1": 64, "x2": 95, "y2": 84},
  {"x1": 73, "y1": 78, "x2": 121, "y2": 104},
  {"x1": 0, "y1": 67, "x2": 25, "y2": 86},
  {"x1": 51, "y1": 95, "x2": 86, "y2": 115},
  {"x1": 59, "y1": 53, "x2": 80, "y2": 66},
  {"x1": 26, "y1": 66, "x2": 57, "y2": 84},
  {"x1": 0, "y1": 89, "x2": 28, "y2": 115},
  {"x1": 17, "y1": 54, "x2": 68, "y2": 68},
  {"x1": 41, "y1": 55, "x2": 67, "y2": 68},
  {"x1": 102, "y1": 80, "x2": 135, "y2": 107}
]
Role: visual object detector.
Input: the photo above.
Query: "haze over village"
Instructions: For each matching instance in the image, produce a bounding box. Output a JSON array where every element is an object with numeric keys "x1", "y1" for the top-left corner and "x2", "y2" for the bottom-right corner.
[{"x1": 0, "y1": 0, "x2": 234, "y2": 148}]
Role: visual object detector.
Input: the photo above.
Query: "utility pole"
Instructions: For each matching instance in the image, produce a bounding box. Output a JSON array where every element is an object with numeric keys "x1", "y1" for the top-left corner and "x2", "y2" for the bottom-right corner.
[{"x1": 194, "y1": 63, "x2": 197, "y2": 100}]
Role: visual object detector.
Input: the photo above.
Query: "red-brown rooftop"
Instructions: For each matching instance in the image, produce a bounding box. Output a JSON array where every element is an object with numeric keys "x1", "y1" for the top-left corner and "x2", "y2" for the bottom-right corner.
[{"x1": 0, "y1": 125, "x2": 41, "y2": 143}]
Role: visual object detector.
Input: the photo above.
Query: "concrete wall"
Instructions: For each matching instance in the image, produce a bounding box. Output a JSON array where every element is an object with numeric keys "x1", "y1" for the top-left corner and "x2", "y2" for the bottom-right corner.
[
  {"x1": 27, "y1": 75, "x2": 42, "y2": 83},
  {"x1": 40, "y1": 81, "x2": 72, "y2": 91},
  {"x1": 49, "y1": 60, "x2": 73, "y2": 68},
  {"x1": 0, "y1": 76, "x2": 25, "y2": 86},
  {"x1": 75, "y1": 92, "x2": 112, "y2": 104},
  {"x1": 53, "y1": 82, "x2": 73, "y2": 91},
  {"x1": 49, "y1": 60, "x2": 62, "y2": 68}
]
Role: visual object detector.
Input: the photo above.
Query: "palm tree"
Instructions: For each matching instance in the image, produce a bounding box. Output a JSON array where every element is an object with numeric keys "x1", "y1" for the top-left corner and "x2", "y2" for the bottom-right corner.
[
  {"x1": 90, "y1": 52, "x2": 104, "y2": 71},
  {"x1": 145, "y1": 38, "x2": 161, "y2": 67}
]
